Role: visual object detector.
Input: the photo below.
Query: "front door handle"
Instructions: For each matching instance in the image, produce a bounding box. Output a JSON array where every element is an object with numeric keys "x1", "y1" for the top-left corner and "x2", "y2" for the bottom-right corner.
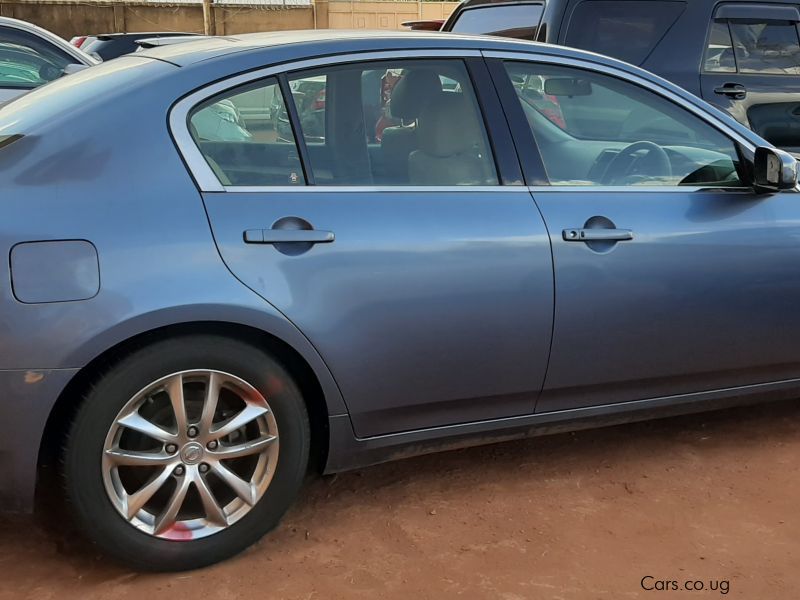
[
  {"x1": 714, "y1": 83, "x2": 747, "y2": 100},
  {"x1": 563, "y1": 228, "x2": 633, "y2": 242},
  {"x1": 244, "y1": 229, "x2": 335, "y2": 244}
]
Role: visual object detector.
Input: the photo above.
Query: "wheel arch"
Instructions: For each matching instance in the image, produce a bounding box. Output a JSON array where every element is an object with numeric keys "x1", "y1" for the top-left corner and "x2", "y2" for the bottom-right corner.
[{"x1": 37, "y1": 317, "x2": 344, "y2": 496}]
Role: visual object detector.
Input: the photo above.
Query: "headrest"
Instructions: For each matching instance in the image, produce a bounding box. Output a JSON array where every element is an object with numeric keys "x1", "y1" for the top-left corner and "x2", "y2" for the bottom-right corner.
[
  {"x1": 416, "y1": 94, "x2": 481, "y2": 158},
  {"x1": 389, "y1": 69, "x2": 443, "y2": 120}
]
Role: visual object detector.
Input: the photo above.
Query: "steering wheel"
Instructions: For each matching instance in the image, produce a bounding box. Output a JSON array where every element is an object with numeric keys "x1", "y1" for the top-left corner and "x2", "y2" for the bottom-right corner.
[{"x1": 601, "y1": 141, "x2": 672, "y2": 185}]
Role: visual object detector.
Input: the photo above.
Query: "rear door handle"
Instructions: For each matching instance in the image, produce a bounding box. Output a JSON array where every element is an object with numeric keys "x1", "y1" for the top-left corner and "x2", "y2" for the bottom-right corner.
[
  {"x1": 244, "y1": 229, "x2": 335, "y2": 244},
  {"x1": 714, "y1": 83, "x2": 747, "y2": 99},
  {"x1": 563, "y1": 228, "x2": 633, "y2": 242}
]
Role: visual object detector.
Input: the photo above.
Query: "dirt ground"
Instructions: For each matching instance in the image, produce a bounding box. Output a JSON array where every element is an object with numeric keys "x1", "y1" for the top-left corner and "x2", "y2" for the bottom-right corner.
[{"x1": 2, "y1": 400, "x2": 799, "y2": 600}]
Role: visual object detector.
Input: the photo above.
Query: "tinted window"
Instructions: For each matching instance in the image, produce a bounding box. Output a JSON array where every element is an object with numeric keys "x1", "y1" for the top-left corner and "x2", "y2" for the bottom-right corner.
[
  {"x1": 504, "y1": 61, "x2": 743, "y2": 187},
  {"x1": 450, "y1": 4, "x2": 543, "y2": 39},
  {"x1": 189, "y1": 78, "x2": 306, "y2": 187},
  {"x1": 565, "y1": 0, "x2": 686, "y2": 65},
  {"x1": 0, "y1": 27, "x2": 73, "y2": 89},
  {"x1": 729, "y1": 20, "x2": 800, "y2": 74},
  {"x1": 287, "y1": 60, "x2": 498, "y2": 186},
  {"x1": 704, "y1": 20, "x2": 736, "y2": 72}
]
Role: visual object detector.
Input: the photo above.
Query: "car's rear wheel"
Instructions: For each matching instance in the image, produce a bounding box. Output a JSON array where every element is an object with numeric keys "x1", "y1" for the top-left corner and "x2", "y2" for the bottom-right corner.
[{"x1": 64, "y1": 335, "x2": 309, "y2": 571}]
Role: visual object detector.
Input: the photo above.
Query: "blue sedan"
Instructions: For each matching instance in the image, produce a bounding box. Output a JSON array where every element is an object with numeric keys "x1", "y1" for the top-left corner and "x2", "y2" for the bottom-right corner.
[{"x1": 0, "y1": 30, "x2": 796, "y2": 570}]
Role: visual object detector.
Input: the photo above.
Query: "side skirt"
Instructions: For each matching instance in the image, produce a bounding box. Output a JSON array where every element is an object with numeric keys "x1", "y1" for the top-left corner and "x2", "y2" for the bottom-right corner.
[{"x1": 324, "y1": 376, "x2": 800, "y2": 473}]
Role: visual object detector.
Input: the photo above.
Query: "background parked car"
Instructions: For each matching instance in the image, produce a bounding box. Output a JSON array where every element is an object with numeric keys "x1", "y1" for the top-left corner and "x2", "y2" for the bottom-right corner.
[
  {"x1": 442, "y1": 0, "x2": 800, "y2": 153},
  {"x1": 71, "y1": 31, "x2": 198, "y2": 60},
  {"x1": 0, "y1": 17, "x2": 97, "y2": 103},
  {"x1": 401, "y1": 19, "x2": 445, "y2": 31}
]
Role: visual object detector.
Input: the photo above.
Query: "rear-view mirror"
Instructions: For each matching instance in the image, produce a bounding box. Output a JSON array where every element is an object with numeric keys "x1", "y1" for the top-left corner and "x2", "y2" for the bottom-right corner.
[{"x1": 543, "y1": 77, "x2": 592, "y2": 96}]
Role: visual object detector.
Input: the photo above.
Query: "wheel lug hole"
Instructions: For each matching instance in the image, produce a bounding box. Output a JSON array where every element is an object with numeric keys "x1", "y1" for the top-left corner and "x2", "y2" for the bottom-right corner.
[
  {"x1": 174, "y1": 465, "x2": 185, "y2": 477},
  {"x1": 187, "y1": 426, "x2": 199, "y2": 438},
  {"x1": 207, "y1": 440, "x2": 218, "y2": 450},
  {"x1": 165, "y1": 444, "x2": 177, "y2": 454},
  {"x1": 199, "y1": 463, "x2": 209, "y2": 473}
]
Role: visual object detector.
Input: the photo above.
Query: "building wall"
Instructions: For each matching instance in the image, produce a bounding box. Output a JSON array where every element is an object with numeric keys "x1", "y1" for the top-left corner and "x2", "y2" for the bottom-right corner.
[
  {"x1": 0, "y1": 1, "x2": 315, "y2": 39},
  {"x1": 0, "y1": 1, "x2": 457, "y2": 40},
  {"x1": 316, "y1": 1, "x2": 458, "y2": 30}
]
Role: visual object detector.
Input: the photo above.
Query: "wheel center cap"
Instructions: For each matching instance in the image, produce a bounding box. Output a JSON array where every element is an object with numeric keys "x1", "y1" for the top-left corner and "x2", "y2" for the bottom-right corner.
[{"x1": 180, "y1": 442, "x2": 204, "y2": 465}]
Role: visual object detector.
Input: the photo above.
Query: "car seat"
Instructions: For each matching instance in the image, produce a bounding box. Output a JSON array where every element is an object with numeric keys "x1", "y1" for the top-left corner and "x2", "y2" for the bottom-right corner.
[
  {"x1": 408, "y1": 93, "x2": 492, "y2": 186},
  {"x1": 380, "y1": 69, "x2": 443, "y2": 183}
]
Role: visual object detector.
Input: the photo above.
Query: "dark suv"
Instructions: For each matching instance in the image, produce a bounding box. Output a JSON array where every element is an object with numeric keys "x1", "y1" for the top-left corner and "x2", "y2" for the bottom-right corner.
[{"x1": 442, "y1": 0, "x2": 800, "y2": 152}]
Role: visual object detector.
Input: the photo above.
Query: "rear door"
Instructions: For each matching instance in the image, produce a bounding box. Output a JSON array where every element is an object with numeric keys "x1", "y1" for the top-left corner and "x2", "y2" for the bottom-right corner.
[
  {"x1": 700, "y1": 3, "x2": 800, "y2": 153},
  {"x1": 174, "y1": 52, "x2": 555, "y2": 438}
]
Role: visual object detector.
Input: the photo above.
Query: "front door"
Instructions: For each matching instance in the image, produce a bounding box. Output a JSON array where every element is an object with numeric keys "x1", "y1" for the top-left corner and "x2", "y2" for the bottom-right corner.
[
  {"x1": 700, "y1": 5, "x2": 800, "y2": 154},
  {"x1": 184, "y1": 56, "x2": 554, "y2": 437},
  {"x1": 496, "y1": 57, "x2": 800, "y2": 413}
]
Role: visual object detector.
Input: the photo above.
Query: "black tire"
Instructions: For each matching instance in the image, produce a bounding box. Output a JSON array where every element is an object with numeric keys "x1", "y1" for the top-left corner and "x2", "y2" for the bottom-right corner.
[{"x1": 63, "y1": 335, "x2": 310, "y2": 571}]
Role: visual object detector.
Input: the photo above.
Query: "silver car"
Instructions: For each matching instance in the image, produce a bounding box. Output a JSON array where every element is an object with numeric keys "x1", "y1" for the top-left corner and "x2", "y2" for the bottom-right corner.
[{"x1": 0, "y1": 17, "x2": 97, "y2": 103}]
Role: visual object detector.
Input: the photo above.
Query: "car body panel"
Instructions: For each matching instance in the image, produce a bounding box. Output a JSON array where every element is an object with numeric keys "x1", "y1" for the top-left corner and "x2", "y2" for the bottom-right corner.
[
  {"x1": 201, "y1": 188, "x2": 554, "y2": 437},
  {"x1": 531, "y1": 187, "x2": 800, "y2": 412},
  {"x1": 0, "y1": 31, "x2": 797, "y2": 513},
  {"x1": 0, "y1": 368, "x2": 78, "y2": 512},
  {"x1": 0, "y1": 54, "x2": 351, "y2": 511}
]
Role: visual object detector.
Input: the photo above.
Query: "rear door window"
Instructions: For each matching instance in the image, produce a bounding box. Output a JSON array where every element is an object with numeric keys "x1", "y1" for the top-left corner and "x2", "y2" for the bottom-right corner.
[
  {"x1": 450, "y1": 3, "x2": 543, "y2": 39},
  {"x1": 189, "y1": 78, "x2": 306, "y2": 187},
  {"x1": 704, "y1": 20, "x2": 737, "y2": 72},
  {"x1": 564, "y1": 0, "x2": 686, "y2": 65},
  {"x1": 729, "y1": 20, "x2": 800, "y2": 74},
  {"x1": 287, "y1": 59, "x2": 498, "y2": 186},
  {"x1": 704, "y1": 5, "x2": 800, "y2": 75}
]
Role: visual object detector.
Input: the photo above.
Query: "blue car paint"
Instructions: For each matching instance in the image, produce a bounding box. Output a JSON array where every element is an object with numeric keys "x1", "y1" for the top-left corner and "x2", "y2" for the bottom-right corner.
[
  {"x1": 534, "y1": 188, "x2": 800, "y2": 413},
  {"x1": 0, "y1": 31, "x2": 793, "y2": 512},
  {"x1": 203, "y1": 189, "x2": 554, "y2": 437}
]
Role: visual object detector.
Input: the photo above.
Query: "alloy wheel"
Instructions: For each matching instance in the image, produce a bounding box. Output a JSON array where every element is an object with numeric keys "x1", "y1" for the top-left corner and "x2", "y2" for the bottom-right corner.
[{"x1": 101, "y1": 370, "x2": 279, "y2": 540}]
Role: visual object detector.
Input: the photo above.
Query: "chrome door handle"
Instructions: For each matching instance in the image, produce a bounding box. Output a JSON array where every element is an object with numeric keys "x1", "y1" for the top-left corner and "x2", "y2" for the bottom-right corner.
[
  {"x1": 243, "y1": 229, "x2": 335, "y2": 244},
  {"x1": 713, "y1": 83, "x2": 747, "y2": 100},
  {"x1": 563, "y1": 228, "x2": 633, "y2": 242}
]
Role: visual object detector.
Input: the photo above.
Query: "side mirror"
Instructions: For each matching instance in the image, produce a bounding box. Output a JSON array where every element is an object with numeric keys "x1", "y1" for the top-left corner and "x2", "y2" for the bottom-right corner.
[
  {"x1": 753, "y1": 146, "x2": 798, "y2": 193},
  {"x1": 62, "y1": 63, "x2": 91, "y2": 76}
]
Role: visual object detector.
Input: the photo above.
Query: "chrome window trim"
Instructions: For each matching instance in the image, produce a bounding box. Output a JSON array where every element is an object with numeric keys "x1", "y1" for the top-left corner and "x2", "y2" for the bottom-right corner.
[
  {"x1": 482, "y1": 50, "x2": 759, "y2": 154},
  {"x1": 170, "y1": 49, "x2": 483, "y2": 193},
  {"x1": 215, "y1": 185, "x2": 522, "y2": 193},
  {"x1": 528, "y1": 185, "x2": 756, "y2": 193}
]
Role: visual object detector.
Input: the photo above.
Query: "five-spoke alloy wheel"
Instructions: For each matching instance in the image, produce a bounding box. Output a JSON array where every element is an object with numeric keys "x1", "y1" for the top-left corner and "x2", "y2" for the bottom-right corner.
[{"x1": 65, "y1": 336, "x2": 309, "y2": 571}]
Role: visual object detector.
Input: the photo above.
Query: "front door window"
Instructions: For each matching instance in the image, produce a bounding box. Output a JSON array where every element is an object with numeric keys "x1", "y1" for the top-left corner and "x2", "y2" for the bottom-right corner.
[{"x1": 503, "y1": 61, "x2": 744, "y2": 187}]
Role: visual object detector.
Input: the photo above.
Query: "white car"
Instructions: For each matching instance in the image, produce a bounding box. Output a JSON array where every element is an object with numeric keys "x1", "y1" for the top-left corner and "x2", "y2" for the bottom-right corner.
[{"x1": 0, "y1": 17, "x2": 98, "y2": 103}]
